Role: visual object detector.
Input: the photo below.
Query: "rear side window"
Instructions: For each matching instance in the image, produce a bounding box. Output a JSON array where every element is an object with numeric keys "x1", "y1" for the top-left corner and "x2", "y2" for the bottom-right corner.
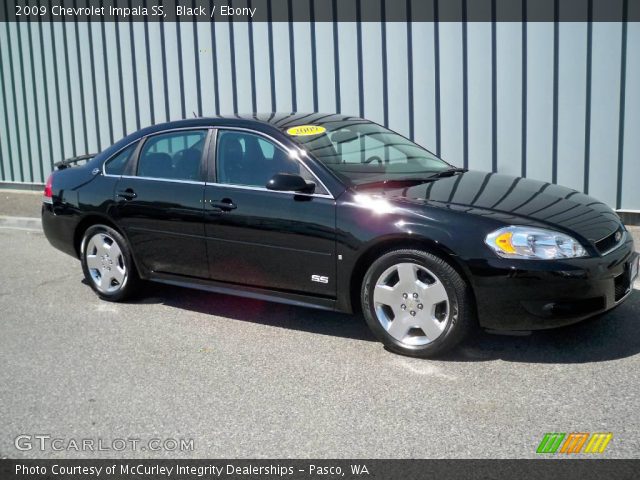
[
  {"x1": 137, "y1": 130, "x2": 208, "y2": 181},
  {"x1": 104, "y1": 143, "x2": 137, "y2": 175}
]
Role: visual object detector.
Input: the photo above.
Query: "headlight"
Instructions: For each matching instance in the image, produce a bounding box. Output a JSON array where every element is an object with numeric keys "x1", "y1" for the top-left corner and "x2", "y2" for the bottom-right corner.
[{"x1": 485, "y1": 226, "x2": 588, "y2": 259}]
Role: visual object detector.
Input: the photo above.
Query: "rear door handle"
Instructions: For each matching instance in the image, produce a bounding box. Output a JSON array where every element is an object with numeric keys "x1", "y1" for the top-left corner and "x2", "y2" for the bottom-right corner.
[
  {"x1": 208, "y1": 198, "x2": 237, "y2": 212},
  {"x1": 116, "y1": 188, "x2": 137, "y2": 200}
]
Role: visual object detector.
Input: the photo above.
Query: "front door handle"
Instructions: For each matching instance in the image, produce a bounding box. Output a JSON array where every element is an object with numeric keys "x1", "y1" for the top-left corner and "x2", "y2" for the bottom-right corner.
[
  {"x1": 117, "y1": 188, "x2": 137, "y2": 200},
  {"x1": 208, "y1": 198, "x2": 237, "y2": 212}
]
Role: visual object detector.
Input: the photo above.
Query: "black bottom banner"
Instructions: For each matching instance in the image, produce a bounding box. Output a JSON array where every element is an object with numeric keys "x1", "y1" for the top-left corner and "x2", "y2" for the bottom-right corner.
[{"x1": 0, "y1": 459, "x2": 638, "y2": 480}]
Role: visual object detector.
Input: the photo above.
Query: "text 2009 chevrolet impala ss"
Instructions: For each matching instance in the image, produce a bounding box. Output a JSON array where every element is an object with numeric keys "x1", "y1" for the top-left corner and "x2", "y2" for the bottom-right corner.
[{"x1": 42, "y1": 114, "x2": 639, "y2": 357}]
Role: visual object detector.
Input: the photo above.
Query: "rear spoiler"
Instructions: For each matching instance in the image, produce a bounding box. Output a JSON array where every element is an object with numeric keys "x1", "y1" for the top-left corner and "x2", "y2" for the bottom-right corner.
[{"x1": 54, "y1": 153, "x2": 97, "y2": 170}]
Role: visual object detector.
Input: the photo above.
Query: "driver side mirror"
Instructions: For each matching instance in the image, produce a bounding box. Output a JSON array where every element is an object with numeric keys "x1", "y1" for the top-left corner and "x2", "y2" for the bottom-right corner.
[{"x1": 266, "y1": 173, "x2": 316, "y2": 194}]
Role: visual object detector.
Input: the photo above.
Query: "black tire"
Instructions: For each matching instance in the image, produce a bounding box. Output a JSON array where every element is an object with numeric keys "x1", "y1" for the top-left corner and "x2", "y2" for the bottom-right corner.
[
  {"x1": 80, "y1": 224, "x2": 140, "y2": 302},
  {"x1": 361, "y1": 249, "x2": 475, "y2": 358}
]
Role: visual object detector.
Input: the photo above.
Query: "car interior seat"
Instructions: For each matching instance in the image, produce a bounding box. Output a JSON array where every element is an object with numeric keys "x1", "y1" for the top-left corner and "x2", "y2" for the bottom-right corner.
[
  {"x1": 138, "y1": 152, "x2": 173, "y2": 179},
  {"x1": 174, "y1": 149, "x2": 202, "y2": 181},
  {"x1": 219, "y1": 135, "x2": 245, "y2": 184}
]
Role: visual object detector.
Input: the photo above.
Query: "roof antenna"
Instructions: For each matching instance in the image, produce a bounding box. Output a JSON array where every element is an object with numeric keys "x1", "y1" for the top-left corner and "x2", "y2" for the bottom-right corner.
[{"x1": 193, "y1": 111, "x2": 198, "y2": 118}]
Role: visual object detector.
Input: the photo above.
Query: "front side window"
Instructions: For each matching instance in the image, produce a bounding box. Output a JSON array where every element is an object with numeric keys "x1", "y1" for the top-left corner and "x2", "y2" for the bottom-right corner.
[
  {"x1": 216, "y1": 130, "x2": 327, "y2": 194},
  {"x1": 104, "y1": 143, "x2": 137, "y2": 175},
  {"x1": 137, "y1": 130, "x2": 207, "y2": 181}
]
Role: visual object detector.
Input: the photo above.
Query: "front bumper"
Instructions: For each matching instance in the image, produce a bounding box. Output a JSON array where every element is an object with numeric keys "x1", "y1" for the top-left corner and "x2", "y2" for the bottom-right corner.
[{"x1": 469, "y1": 235, "x2": 638, "y2": 330}]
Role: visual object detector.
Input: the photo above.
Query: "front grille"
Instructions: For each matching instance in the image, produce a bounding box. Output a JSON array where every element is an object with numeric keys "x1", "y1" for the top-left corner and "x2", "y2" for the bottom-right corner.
[
  {"x1": 614, "y1": 267, "x2": 631, "y2": 302},
  {"x1": 595, "y1": 227, "x2": 625, "y2": 255}
]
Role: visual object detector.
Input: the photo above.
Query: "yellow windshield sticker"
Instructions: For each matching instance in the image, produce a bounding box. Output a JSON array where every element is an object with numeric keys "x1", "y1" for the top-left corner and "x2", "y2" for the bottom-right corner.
[{"x1": 286, "y1": 125, "x2": 326, "y2": 136}]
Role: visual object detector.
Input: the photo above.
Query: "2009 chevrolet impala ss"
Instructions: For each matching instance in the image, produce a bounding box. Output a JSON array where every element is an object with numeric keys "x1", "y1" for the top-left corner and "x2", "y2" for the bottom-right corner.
[{"x1": 42, "y1": 113, "x2": 639, "y2": 357}]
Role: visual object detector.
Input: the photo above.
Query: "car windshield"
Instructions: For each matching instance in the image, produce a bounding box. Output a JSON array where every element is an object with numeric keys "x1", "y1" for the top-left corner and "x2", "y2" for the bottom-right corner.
[{"x1": 286, "y1": 120, "x2": 451, "y2": 186}]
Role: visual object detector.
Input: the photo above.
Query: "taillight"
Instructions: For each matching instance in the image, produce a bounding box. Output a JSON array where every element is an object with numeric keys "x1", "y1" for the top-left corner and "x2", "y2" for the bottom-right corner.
[{"x1": 43, "y1": 174, "x2": 53, "y2": 203}]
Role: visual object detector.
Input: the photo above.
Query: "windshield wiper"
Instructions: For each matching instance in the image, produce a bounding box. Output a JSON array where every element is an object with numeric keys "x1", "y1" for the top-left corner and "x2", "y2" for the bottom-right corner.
[
  {"x1": 428, "y1": 167, "x2": 468, "y2": 178},
  {"x1": 356, "y1": 168, "x2": 468, "y2": 190},
  {"x1": 356, "y1": 178, "x2": 438, "y2": 189}
]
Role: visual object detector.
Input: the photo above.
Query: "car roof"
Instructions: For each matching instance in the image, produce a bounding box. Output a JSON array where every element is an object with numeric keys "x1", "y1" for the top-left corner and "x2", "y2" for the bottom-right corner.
[
  {"x1": 93, "y1": 113, "x2": 370, "y2": 166},
  {"x1": 142, "y1": 112, "x2": 368, "y2": 136}
]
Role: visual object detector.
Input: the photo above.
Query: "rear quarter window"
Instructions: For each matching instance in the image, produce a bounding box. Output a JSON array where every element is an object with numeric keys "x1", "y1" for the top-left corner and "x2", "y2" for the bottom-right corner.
[{"x1": 104, "y1": 143, "x2": 137, "y2": 176}]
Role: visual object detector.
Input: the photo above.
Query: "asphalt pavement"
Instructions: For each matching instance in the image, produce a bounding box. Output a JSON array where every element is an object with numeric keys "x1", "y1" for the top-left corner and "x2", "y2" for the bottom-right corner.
[{"x1": 0, "y1": 225, "x2": 639, "y2": 459}]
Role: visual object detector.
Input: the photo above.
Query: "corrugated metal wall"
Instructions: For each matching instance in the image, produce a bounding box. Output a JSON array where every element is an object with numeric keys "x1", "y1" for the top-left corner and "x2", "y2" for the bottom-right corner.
[{"x1": 1, "y1": 17, "x2": 639, "y2": 209}]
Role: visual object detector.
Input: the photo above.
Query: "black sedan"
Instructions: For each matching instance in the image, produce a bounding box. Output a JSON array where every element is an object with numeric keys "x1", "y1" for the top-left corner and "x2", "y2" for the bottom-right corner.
[{"x1": 42, "y1": 114, "x2": 639, "y2": 357}]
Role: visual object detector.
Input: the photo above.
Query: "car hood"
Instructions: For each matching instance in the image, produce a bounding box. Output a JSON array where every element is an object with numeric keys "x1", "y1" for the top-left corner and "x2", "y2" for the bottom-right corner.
[{"x1": 359, "y1": 170, "x2": 621, "y2": 242}]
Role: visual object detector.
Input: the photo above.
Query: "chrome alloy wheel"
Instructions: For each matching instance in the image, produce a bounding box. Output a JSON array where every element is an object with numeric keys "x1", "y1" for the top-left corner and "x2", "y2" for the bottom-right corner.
[
  {"x1": 373, "y1": 262, "x2": 451, "y2": 346},
  {"x1": 85, "y1": 232, "x2": 127, "y2": 294}
]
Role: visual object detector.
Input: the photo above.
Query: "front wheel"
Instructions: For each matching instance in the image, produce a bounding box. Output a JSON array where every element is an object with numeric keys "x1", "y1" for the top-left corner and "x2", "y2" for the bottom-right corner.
[
  {"x1": 361, "y1": 249, "x2": 475, "y2": 358},
  {"x1": 80, "y1": 224, "x2": 139, "y2": 302}
]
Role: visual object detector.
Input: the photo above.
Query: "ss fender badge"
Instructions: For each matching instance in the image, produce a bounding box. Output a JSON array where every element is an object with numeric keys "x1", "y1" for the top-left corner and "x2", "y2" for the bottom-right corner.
[{"x1": 311, "y1": 275, "x2": 329, "y2": 284}]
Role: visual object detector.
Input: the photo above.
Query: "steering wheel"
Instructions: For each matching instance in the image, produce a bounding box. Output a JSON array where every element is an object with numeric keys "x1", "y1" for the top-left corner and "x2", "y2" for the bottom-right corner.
[{"x1": 363, "y1": 155, "x2": 383, "y2": 165}]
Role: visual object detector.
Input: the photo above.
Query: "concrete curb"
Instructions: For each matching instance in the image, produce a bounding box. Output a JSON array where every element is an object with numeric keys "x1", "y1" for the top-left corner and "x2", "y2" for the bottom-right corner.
[
  {"x1": 627, "y1": 225, "x2": 640, "y2": 246},
  {"x1": 0, "y1": 215, "x2": 42, "y2": 232},
  {"x1": 0, "y1": 182, "x2": 45, "y2": 192},
  {"x1": 618, "y1": 211, "x2": 640, "y2": 226}
]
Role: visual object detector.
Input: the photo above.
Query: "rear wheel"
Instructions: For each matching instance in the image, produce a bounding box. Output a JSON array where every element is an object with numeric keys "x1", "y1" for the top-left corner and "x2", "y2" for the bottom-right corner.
[
  {"x1": 361, "y1": 249, "x2": 475, "y2": 357},
  {"x1": 80, "y1": 224, "x2": 139, "y2": 301}
]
